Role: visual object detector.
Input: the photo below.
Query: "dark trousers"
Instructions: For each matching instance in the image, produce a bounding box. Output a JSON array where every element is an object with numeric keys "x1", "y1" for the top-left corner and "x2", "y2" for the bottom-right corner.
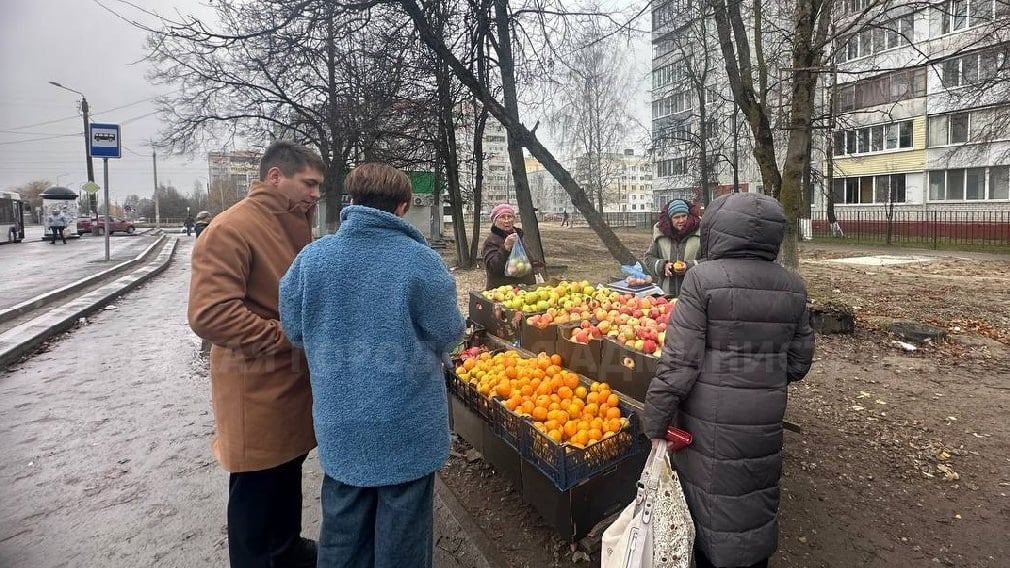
[
  {"x1": 50, "y1": 226, "x2": 65, "y2": 243},
  {"x1": 317, "y1": 472, "x2": 434, "y2": 568},
  {"x1": 695, "y1": 549, "x2": 769, "y2": 568},
  {"x1": 228, "y1": 454, "x2": 307, "y2": 568}
]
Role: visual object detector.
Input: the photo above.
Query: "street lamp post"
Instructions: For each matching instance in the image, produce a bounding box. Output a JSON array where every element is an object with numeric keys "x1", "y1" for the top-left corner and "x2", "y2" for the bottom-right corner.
[{"x1": 50, "y1": 81, "x2": 96, "y2": 213}]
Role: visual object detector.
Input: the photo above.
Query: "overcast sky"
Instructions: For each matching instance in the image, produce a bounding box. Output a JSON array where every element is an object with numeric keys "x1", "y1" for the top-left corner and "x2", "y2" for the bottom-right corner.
[
  {"x1": 0, "y1": 0, "x2": 212, "y2": 204},
  {"x1": 1, "y1": 0, "x2": 652, "y2": 205}
]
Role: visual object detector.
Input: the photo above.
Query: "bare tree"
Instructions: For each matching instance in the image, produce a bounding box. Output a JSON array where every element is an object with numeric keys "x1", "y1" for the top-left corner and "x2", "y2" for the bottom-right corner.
[
  {"x1": 398, "y1": 0, "x2": 640, "y2": 264},
  {"x1": 706, "y1": 0, "x2": 834, "y2": 268},
  {"x1": 546, "y1": 14, "x2": 640, "y2": 212},
  {"x1": 137, "y1": 0, "x2": 441, "y2": 231}
]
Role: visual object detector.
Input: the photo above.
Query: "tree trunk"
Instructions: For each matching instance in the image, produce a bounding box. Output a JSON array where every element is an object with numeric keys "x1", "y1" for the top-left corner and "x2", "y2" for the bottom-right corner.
[
  {"x1": 493, "y1": 0, "x2": 545, "y2": 266},
  {"x1": 399, "y1": 0, "x2": 638, "y2": 266},
  {"x1": 469, "y1": 100, "x2": 488, "y2": 265},
  {"x1": 436, "y1": 59, "x2": 472, "y2": 267}
]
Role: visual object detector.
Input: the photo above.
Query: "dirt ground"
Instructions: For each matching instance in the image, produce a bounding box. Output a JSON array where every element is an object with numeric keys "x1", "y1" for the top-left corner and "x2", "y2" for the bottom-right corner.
[{"x1": 439, "y1": 223, "x2": 1010, "y2": 567}]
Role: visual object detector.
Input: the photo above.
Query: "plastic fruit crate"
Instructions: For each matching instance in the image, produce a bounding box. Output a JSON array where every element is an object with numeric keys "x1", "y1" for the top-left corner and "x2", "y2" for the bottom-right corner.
[
  {"x1": 521, "y1": 403, "x2": 642, "y2": 491},
  {"x1": 491, "y1": 398, "x2": 525, "y2": 450}
]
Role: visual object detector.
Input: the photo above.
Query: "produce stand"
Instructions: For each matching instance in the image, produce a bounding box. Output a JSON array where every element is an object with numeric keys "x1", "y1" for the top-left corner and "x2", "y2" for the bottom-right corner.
[{"x1": 449, "y1": 281, "x2": 672, "y2": 541}]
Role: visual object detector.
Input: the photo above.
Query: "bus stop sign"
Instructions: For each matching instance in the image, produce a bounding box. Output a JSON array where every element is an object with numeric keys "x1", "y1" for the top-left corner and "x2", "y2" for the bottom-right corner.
[{"x1": 89, "y1": 123, "x2": 121, "y2": 159}]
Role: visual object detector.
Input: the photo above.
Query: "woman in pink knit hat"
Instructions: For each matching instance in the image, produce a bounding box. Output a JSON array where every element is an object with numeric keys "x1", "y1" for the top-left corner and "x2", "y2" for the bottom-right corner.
[{"x1": 481, "y1": 203, "x2": 542, "y2": 289}]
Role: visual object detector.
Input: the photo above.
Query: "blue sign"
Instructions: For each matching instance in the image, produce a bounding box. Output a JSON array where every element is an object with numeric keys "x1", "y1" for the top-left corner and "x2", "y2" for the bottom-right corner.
[{"x1": 89, "y1": 123, "x2": 121, "y2": 159}]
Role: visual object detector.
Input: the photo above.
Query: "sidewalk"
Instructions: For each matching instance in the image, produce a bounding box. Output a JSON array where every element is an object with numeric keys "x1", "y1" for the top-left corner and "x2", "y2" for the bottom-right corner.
[{"x1": 0, "y1": 233, "x2": 501, "y2": 568}]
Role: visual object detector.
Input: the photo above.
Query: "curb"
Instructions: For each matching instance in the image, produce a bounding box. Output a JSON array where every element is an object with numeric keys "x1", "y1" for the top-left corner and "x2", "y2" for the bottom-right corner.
[
  {"x1": 0, "y1": 236, "x2": 178, "y2": 369},
  {"x1": 434, "y1": 472, "x2": 509, "y2": 568},
  {"x1": 0, "y1": 231, "x2": 165, "y2": 326}
]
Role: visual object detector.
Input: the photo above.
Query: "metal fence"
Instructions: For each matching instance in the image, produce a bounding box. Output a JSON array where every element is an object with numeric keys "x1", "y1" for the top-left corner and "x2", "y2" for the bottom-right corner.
[
  {"x1": 810, "y1": 210, "x2": 1010, "y2": 250},
  {"x1": 568, "y1": 211, "x2": 659, "y2": 229}
]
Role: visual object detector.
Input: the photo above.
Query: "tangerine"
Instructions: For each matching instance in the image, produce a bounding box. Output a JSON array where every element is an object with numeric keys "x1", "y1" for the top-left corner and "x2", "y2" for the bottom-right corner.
[
  {"x1": 550, "y1": 353, "x2": 563, "y2": 366},
  {"x1": 606, "y1": 393, "x2": 620, "y2": 407}
]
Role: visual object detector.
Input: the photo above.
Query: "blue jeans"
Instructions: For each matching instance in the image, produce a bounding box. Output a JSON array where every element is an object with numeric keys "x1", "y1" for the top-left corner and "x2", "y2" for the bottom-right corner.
[{"x1": 318, "y1": 472, "x2": 434, "y2": 568}]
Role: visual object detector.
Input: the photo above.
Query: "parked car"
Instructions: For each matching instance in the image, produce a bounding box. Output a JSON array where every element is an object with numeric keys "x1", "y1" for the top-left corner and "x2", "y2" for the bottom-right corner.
[{"x1": 77, "y1": 216, "x2": 136, "y2": 235}]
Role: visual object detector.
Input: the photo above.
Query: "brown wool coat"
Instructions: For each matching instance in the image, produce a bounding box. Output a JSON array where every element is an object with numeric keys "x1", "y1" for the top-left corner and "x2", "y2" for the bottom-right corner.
[{"x1": 188, "y1": 181, "x2": 317, "y2": 472}]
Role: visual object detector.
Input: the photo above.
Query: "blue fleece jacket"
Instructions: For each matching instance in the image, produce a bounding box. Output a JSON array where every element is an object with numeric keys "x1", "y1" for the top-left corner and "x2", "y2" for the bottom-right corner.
[{"x1": 279, "y1": 205, "x2": 465, "y2": 487}]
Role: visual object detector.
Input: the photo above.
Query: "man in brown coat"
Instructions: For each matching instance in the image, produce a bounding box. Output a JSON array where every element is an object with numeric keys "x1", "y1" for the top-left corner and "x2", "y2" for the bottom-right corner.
[{"x1": 188, "y1": 140, "x2": 323, "y2": 568}]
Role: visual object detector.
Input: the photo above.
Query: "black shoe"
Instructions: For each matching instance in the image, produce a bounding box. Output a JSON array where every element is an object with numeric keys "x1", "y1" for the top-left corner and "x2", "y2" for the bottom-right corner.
[{"x1": 276, "y1": 537, "x2": 317, "y2": 568}]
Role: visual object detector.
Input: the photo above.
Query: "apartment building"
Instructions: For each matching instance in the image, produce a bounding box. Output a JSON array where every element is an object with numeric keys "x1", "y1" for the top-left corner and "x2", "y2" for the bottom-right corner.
[
  {"x1": 650, "y1": 0, "x2": 763, "y2": 210},
  {"x1": 826, "y1": 0, "x2": 1010, "y2": 213},
  {"x1": 454, "y1": 106, "x2": 512, "y2": 213},
  {"x1": 207, "y1": 150, "x2": 261, "y2": 193}
]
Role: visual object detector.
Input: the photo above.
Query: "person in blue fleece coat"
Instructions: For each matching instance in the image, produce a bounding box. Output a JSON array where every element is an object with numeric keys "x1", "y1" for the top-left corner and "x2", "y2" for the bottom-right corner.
[{"x1": 279, "y1": 162, "x2": 465, "y2": 568}]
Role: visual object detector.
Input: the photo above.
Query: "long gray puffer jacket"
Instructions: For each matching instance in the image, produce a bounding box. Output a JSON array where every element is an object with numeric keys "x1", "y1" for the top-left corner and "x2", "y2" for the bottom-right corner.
[{"x1": 642, "y1": 192, "x2": 815, "y2": 567}]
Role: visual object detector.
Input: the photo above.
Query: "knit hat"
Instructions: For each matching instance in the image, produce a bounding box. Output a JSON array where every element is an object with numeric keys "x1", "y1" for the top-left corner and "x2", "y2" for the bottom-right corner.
[
  {"x1": 490, "y1": 203, "x2": 516, "y2": 222},
  {"x1": 667, "y1": 199, "x2": 690, "y2": 218}
]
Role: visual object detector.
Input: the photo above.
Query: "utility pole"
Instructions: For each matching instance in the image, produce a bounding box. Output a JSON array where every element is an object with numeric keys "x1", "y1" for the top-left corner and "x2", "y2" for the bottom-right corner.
[
  {"x1": 49, "y1": 81, "x2": 96, "y2": 213},
  {"x1": 152, "y1": 145, "x2": 161, "y2": 228}
]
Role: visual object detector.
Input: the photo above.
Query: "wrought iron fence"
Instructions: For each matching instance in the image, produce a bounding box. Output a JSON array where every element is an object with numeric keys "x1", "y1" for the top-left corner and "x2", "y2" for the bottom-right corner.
[{"x1": 810, "y1": 209, "x2": 1010, "y2": 250}]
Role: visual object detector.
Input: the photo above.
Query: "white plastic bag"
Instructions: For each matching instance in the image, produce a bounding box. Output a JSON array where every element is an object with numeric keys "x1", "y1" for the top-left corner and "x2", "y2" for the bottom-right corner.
[
  {"x1": 601, "y1": 445, "x2": 694, "y2": 568},
  {"x1": 505, "y1": 238, "x2": 532, "y2": 277}
]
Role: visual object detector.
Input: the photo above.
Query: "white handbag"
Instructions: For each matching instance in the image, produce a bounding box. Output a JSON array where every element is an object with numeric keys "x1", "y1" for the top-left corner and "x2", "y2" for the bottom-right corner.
[{"x1": 601, "y1": 444, "x2": 694, "y2": 568}]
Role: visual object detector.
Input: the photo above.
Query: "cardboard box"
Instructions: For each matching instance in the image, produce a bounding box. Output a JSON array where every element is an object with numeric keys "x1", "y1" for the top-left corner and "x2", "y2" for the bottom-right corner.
[
  {"x1": 519, "y1": 319, "x2": 560, "y2": 355},
  {"x1": 598, "y1": 339, "x2": 659, "y2": 404}
]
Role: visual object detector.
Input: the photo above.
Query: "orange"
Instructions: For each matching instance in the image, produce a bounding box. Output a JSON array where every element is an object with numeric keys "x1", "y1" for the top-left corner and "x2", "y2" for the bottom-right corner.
[
  {"x1": 587, "y1": 428, "x2": 603, "y2": 442},
  {"x1": 495, "y1": 380, "x2": 511, "y2": 398},
  {"x1": 463, "y1": 358, "x2": 477, "y2": 371},
  {"x1": 563, "y1": 421, "x2": 579, "y2": 439},
  {"x1": 583, "y1": 403, "x2": 599, "y2": 417},
  {"x1": 520, "y1": 384, "x2": 534, "y2": 397},
  {"x1": 589, "y1": 381, "x2": 600, "y2": 393},
  {"x1": 548, "y1": 429, "x2": 563, "y2": 443},
  {"x1": 535, "y1": 394, "x2": 552, "y2": 408},
  {"x1": 531, "y1": 406, "x2": 548, "y2": 421},
  {"x1": 587, "y1": 391, "x2": 600, "y2": 405},
  {"x1": 520, "y1": 400, "x2": 535, "y2": 416},
  {"x1": 598, "y1": 382, "x2": 611, "y2": 392},
  {"x1": 574, "y1": 386, "x2": 588, "y2": 399},
  {"x1": 543, "y1": 419, "x2": 559, "y2": 432},
  {"x1": 598, "y1": 388, "x2": 612, "y2": 403},
  {"x1": 503, "y1": 398, "x2": 519, "y2": 411},
  {"x1": 562, "y1": 372, "x2": 580, "y2": 389},
  {"x1": 557, "y1": 386, "x2": 573, "y2": 400},
  {"x1": 550, "y1": 353, "x2": 563, "y2": 366},
  {"x1": 606, "y1": 393, "x2": 620, "y2": 407},
  {"x1": 606, "y1": 418, "x2": 622, "y2": 433},
  {"x1": 571, "y1": 431, "x2": 589, "y2": 447},
  {"x1": 605, "y1": 406, "x2": 622, "y2": 420},
  {"x1": 548, "y1": 402, "x2": 560, "y2": 411}
]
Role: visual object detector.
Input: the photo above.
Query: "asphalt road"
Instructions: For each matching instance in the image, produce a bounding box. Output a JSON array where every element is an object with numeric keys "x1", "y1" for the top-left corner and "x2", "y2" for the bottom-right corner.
[
  {"x1": 0, "y1": 237, "x2": 491, "y2": 568},
  {"x1": 0, "y1": 224, "x2": 166, "y2": 311}
]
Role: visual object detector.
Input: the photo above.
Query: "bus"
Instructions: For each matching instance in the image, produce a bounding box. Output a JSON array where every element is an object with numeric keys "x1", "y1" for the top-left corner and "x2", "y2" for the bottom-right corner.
[{"x1": 0, "y1": 191, "x2": 25, "y2": 244}]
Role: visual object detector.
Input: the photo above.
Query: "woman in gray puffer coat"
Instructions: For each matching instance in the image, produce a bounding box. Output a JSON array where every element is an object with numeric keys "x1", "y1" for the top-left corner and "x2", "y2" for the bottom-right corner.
[{"x1": 642, "y1": 193, "x2": 815, "y2": 568}]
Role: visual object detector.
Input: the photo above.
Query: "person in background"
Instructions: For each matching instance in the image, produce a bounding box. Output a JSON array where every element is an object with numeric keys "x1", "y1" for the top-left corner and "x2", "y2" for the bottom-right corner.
[
  {"x1": 642, "y1": 193, "x2": 815, "y2": 568},
  {"x1": 481, "y1": 203, "x2": 543, "y2": 290},
  {"x1": 47, "y1": 209, "x2": 67, "y2": 244},
  {"x1": 183, "y1": 213, "x2": 195, "y2": 236},
  {"x1": 194, "y1": 210, "x2": 212, "y2": 237},
  {"x1": 187, "y1": 140, "x2": 323, "y2": 568},
  {"x1": 644, "y1": 199, "x2": 701, "y2": 297},
  {"x1": 279, "y1": 162, "x2": 464, "y2": 567},
  {"x1": 561, "y1": 209, "x2": 570, "y2": 227}
]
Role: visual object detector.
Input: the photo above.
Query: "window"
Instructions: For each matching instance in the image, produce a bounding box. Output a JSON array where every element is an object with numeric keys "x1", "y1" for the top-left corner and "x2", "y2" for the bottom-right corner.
[
  {"x1": 939, "y1": 49, "x2": 1005, "y2": 88},
  {"x1": 950, "y1": 113, "x2": 970, "y2": 143},
  {"x1": 990, "y1": 166, "x2": 1010, "y2": 199},
  {"x1": 966, "y1": 167, "x2": 986, "y2": 199},
  {"x1": 834, "y1": 120, "x2": 914, "y2": 156},
  {"x1": 832, "y1": 174, "x2": 909, "y2": 204},
  {"x1": 836, "y1": 13, "x2": 915, "y2": 62},
  {"x1": 835, "y1": 68, "x2": 927, "y2": 113},
  {"x1": 939, "y1": 0, "x2": 994, "y2": 34},
  {"x1": 657, "y1": 158, "x2": 687, "y2": 177}
]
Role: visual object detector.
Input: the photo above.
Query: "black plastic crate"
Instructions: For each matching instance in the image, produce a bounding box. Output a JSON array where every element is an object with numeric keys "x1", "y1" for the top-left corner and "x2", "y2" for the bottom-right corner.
[
  {"x1": 520, "y1": 402, "x2": 642, "y2": 491},
  {"x1": 491, "y1": 398, "x2": 525, "y2": 450}
]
